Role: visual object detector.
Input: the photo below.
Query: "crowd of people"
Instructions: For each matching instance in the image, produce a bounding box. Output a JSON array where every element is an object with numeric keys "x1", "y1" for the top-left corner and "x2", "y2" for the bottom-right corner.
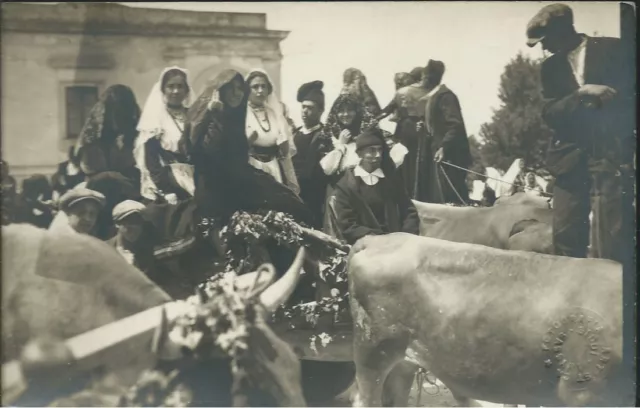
[{"x1": 0, "y1": 3, "x2": 633, "y2": 293}]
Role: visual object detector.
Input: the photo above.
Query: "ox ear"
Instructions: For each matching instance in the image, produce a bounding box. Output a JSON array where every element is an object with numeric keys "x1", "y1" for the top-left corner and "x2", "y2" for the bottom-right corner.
[
  {"x1": 235, "y1": 264, "x2": 277, "y2": 299},
  {"x1": 259, "y1": 247, "x2": 306, "y2": 314}
]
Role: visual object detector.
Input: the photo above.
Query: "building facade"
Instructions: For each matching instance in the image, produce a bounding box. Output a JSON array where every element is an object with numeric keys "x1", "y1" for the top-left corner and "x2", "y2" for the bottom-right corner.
[{"x1": 1, "y1": 2, "x2": 288, "y2": 181}]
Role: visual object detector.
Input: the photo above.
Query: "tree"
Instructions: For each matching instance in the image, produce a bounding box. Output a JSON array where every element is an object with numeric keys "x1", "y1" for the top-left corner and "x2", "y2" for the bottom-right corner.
[
  {"x1": 477, "y1": 53, "x2": 553, "y2": 176},
  {"x1": 466, "y1": 135, "x2": 486, "y2": 190}
]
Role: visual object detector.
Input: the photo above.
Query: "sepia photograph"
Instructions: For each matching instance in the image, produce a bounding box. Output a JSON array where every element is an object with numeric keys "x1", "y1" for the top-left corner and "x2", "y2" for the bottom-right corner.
[{"x1": 1, "y1": 1, "x2": 636, "y2": 407}]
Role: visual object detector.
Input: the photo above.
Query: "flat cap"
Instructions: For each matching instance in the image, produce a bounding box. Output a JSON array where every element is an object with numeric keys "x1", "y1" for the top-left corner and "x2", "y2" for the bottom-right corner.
[
  {"x1": 112, "y1": 200, "x2": 146, "y2": 223},
  {"x1": 59, "y1": 187, "x2": 105, "y2": 213},
  {"x1": 526, "y1": 3, "x2": 574, "y2": 47}
]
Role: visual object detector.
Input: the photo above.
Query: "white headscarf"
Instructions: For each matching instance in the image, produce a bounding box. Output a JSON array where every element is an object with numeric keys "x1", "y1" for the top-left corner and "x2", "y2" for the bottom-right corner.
[
  {"x1": 134, "y1": 66, "x2": 193, "y2": 200},
  {"x1": 244, "y1": 68, "x2": 297, "y2": 157}
]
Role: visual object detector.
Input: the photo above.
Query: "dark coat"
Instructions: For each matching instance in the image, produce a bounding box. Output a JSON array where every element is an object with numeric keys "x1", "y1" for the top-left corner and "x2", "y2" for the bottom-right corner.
[
  {"x1": 333, "y1": 168, "x2": 420, "y2": 245},
  {"x1": 541, "y1": 35, "x2": 634, "y2": 176},
  {"x1": 292, "y1": 124, "x2": 333, "y2": 229},
  {"x1": 423, "y1": 84, "x2": 472, "y2": 168}
]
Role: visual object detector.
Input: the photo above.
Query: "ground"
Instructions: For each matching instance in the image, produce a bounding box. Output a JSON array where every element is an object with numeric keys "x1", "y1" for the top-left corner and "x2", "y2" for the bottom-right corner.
[
  {"x1": 313, "y1": 381, "x2": 461, "y2": 407},
  {"x1": 314, "y1": 381, "x2": 514, "y2": 407}
]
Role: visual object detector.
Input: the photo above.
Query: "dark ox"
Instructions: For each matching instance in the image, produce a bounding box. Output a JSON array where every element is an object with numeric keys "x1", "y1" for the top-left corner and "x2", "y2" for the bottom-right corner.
[
  {"x1": 349, "y1": 233, "x2": 624, "y2": 407},
  {"x1": 413, "y1": 192, "x2": 553, "y2": 254},
  {"x1": 2, "y1": 224, "x2": 307, "y2": 407}
]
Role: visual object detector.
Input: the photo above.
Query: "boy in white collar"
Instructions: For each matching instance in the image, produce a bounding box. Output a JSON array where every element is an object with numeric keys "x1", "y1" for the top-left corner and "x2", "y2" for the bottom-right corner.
[{"x1": 333, "y1": 128, "x2": 419, "y2": 245}]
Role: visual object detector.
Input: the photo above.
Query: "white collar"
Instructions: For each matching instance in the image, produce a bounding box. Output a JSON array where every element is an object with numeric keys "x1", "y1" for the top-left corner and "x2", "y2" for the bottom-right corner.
[
  {"x1": 426, "y1": 83, "x2": 443, "y2": 98},
  {"x1": 301, "y1": 123, "x2": 322, "y2": 135},
  {"x1": 354, "y1": 165, "x2": 385, "y2": 186}
]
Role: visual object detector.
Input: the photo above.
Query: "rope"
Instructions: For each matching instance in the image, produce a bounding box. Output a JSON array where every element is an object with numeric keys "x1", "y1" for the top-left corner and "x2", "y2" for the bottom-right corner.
[
  {"x1": 439, "y1": 161, "x2": 554, "y2": 198},
  {"x1": 414, "y1": 368, "x2": 440, "y2": 406},
  {"x1": 415, "y1": 369, "x2": 424, "y2": 406},
  {"x1": 438, "y1": 163, "x2": 468, "y2": 206}
]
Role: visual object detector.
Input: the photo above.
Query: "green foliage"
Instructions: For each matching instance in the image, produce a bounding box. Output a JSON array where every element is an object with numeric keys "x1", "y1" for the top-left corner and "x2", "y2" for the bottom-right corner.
[
  {"x1": 477, "y1": 53, "x2": 553, "y2": 175},
  {"x1": 466, "y1": 135, "x2": 485, "y2": 185}
]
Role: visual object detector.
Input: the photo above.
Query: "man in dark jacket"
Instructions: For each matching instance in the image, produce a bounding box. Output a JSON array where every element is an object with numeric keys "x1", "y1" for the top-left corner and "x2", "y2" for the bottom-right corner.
[
  {"x1": 292, "y1": 81, "x2": 333, "y2": 229},
  {"x1": 527, "y1": 3, "x2": 635, "y2": 263},
  {"x1": 333, "y1": 128, "x2": 420, "y2": 245},
  {"x1": 419, "y1": 59, "x2": 472, "y2": 204}
]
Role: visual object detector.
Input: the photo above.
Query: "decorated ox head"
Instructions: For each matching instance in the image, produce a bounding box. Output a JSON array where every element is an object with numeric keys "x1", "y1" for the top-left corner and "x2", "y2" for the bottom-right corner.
[{"x1": 2, "y1": 224, "x2": 307, "y2": 407}]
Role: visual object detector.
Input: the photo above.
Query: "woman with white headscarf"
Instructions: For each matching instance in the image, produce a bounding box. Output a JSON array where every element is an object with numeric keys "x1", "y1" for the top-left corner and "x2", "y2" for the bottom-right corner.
[
  {"x1": 135, "y1": 66, "x2": 195, "y2": 204},
  {"x1": 244, "y1": 69, "x2": 300, "y2": 194}
]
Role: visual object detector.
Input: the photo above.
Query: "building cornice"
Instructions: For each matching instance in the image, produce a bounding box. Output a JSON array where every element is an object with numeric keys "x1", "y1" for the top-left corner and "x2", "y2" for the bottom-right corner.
[{"x1": 1, "y1": 2, "x2": 289, "y2": 42}]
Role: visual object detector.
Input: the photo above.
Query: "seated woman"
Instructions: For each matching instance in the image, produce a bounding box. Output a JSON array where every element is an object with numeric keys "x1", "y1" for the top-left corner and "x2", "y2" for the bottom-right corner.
[
  {"x1": 245, "y1": 68, "x2": 300, "y2": 194},
  {"x1": 135, "y1": 67, "x2": 194, "y2": 204},
  {"x1": 333, "y1": 128, "x2": 419, "y2": 245},
  {"x1": 181, "y1": 70, "x2": 313, "y2": 278},
  {"x1": 182, "y1": 70, "x2": 312, "y2": 227},
  {"x1": 320, "y1": 93, "x2": 376, "y2": 237},
  {"x1": 74, "y1": 85, "x2": 141, "y2": 186}
]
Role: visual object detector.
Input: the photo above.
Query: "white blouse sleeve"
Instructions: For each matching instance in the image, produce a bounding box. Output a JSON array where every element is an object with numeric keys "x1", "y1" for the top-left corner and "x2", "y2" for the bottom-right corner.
[{"x1": 320, "y1": 139, "x2": 347, "y2": 175}]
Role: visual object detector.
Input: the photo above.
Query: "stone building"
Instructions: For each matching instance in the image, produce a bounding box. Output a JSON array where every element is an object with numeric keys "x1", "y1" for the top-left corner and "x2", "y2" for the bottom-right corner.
[{"x1": 1, "y1": 2, "x2": 288, "y2": 182}]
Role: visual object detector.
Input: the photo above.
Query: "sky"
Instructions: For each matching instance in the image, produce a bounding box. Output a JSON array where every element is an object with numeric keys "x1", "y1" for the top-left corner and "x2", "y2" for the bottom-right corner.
[{"x1": 123, "y1": 2, "x2": 620, "y2": 137}]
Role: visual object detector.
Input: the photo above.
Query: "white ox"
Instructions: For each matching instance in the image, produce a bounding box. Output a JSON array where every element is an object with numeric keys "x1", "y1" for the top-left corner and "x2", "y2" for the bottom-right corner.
[
  {"x1": 349, "y1": 233, "x2": 624, "y2": 407},
  {"x1": 2, "y1": 224, "x2": 307, "y2": 407},
  {"x1": 414, "y1": 192, "x2": 553, "y2": 254}
]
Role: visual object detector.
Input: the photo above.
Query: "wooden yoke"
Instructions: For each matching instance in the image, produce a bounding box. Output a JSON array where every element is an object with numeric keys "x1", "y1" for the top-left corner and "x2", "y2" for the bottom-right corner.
[{"x1": 1, "y1": 301, "x2": 186, "y2": 406}]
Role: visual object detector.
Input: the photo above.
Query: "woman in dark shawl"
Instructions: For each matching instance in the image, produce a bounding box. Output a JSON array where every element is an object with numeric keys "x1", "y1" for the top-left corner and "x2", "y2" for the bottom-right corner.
[
  {"x1": 341, "y1": 68, "x2": 381, "y2": 117},
  {"x1": 74, "y1": 85, "x2": 141, "y2": 186},
  {"x1": 181, "y1": 70, "x2": 313, "y2": 228},
  {"x1": 181, "y1": 70, "x2": 314, "y2": 282}
]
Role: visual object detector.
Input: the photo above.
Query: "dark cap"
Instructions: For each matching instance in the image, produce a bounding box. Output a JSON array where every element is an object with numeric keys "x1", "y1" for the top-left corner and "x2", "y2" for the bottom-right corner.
[
  {"x1": 526, "y1": 3, "x2": 574, "y2": 47},
  {"x1": 297, "y1": 80, "x2": 325, "y2": 109},
  {"x1": 356, "y1": 128, "x2": 384, "y2": 151},
  {"x1": 424, "y1": 60, "x2": 445, "y2": 79}
]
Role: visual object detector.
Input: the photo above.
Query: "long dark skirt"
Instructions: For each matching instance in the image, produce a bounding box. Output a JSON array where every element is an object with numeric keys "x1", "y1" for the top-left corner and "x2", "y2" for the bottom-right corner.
[
  {"x1": 394, "y1": 116, "x2": 431, "y2": 201},
  {"x1": 195, "y1": 162, "x2": 313, "y2": 228}
]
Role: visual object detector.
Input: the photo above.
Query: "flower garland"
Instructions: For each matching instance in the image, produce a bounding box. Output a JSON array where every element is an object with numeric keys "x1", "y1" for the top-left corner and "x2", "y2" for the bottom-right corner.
[
  {"x1": 217, "y1": 211, "x2": 352, "y2": 326},
  {"x1": 121, "y1": 210, "x2": 352, "y2": 406},
  {"x1": 120, "y1": 270, "x2": 263, "y2": 406}
]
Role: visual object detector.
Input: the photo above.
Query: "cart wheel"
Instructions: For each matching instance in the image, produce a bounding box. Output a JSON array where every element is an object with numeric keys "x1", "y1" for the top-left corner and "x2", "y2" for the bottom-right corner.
[{"x1": 301, "y1": 361, "x2": 356, "y2": 403}]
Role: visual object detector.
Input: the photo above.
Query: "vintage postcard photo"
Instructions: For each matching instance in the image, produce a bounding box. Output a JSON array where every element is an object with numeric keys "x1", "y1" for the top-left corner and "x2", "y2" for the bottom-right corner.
[{"x1": 1, "y1": 1, "x2": 636, "y2": 407}]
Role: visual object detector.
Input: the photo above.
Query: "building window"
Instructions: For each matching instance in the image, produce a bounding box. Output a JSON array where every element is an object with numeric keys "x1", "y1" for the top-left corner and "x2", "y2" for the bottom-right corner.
[{"x1": 65, "y1": 85, "x2": 98, "y2": 140}]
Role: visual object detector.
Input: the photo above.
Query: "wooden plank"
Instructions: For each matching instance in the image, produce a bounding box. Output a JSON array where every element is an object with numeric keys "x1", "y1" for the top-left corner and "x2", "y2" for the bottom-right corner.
[{"x1": 1, "y1": 301, "x2": 185, "y2": 405}]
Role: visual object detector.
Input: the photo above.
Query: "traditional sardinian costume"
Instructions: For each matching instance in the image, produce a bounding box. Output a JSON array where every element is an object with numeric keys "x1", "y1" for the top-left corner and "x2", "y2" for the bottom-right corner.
[
  {"x1": 391, "y1": 83, "x2": 434, "y2": 201},
  {"x1": 333, "y1": 129, "x2": 419, "y2": 245},
  {"x1": 320, "y1": 93, "x2": 377, "y2": 237},
  {"x1": 379, "y1": 72, "x2": 415, "y2": 122},
  {"x1": 182, "y1": 70, "x2": 313, "y2": 281},
  {"x1": 74, "y1": 85, "x2": 141, "y2": 185},
  {"x1": 341, "y1": 67, "x2": 382, "y2": 117},
  {"x1": 135, "y1": 66, "x2": 195, "y2": 203},
  {"x1": 245, "y1": 69, "x2": 300, "y2": 194},
  {"x1": 292, "y1": 81, "x2": 333, "y2": 229},
  {"x1": 181, "y1": 69, "x2": 313, "y2": 228}
]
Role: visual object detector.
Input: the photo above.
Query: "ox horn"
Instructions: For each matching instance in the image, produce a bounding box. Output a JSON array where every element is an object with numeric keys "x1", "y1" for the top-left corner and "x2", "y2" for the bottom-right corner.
[{"x1": 259, "y1": 247, "x2": 306, "y2": 313}]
